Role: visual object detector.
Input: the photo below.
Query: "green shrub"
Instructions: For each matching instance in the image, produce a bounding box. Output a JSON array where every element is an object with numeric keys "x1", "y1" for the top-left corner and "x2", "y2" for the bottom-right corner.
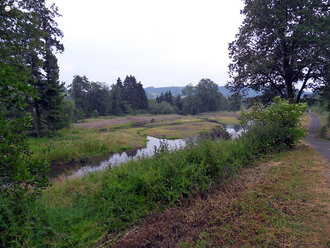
[
  {"x1": 92, "y1": 109, "x2": 99, "y2": 118},
  {"x1": 240, "y1": 96, "x2": 308, "y2": 148}
]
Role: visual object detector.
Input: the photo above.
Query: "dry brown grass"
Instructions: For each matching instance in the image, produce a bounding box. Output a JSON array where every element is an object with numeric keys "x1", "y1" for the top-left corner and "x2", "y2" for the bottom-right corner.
[
  {"x1": 301, "y1": 113, "x2": 311, "y2": 128},
  {"x1": 200, "y1": 111, "x2": 240, "y2": 125},
  {"x1": 141, "y1": 121, "x2": 219, "y2": 139},
  {"x1": 75, "y1": 115, "x2": 184, "y2": 129},
  {"x1": 102, "y1": 145, "x2": 329, "y2": 248}
]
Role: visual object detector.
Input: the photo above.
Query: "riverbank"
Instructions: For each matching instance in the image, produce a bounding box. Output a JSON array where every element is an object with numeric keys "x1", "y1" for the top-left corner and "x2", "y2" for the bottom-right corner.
[{"x1": 28, "y1": 112, "x2": 239, "y2": 165}]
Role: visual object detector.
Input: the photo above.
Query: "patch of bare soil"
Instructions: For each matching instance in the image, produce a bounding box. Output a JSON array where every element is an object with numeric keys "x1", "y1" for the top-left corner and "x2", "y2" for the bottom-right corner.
[
  {"x1": 97, "y1": 161, "x2": 273, "y2": 247},
  {"x1": 75, "y1": 115, "x2": 183, "y2": 129}
]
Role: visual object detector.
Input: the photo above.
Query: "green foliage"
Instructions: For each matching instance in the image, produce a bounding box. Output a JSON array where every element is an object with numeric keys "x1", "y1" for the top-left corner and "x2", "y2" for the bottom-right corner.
[
  {"x1": 181, "y1": 79, "x2": 230, "y2": 114},
  {"x1": 227, "y1": 0, "x2": 329, "y2": 103},
  {"x1": 0, "y1": 1, "x2": 52, "y2": 245},
  {"x1": 148, "y1": 99, "x2": 176, "y2": 114},
  {"x1": 240, "y1": 97, "x2": 308, "y2": 148},
  {"x1": 92, "y1": 109, "x2": 99, "y2": 118},
  {"x1": 60, "y1": 96, "x2": 76, "y2": 123},
  {"x1": 74, "y1": 107, "x2": 85, "y2": 123}
]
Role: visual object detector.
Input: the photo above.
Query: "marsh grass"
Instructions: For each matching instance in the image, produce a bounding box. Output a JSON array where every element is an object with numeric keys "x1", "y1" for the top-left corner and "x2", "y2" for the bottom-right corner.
[
  {"x1": 200, "y1": 111, "x2": 241, "y2": 125},
  {"x1": 28, "y1": 127, "x2": 146, "y2": 164},
  {"x1": 28, "y1": 113, "x2": 240, "y2": 164},
  {"x1": 141, "y1": 121, "x2": 220, "y2": 139}
]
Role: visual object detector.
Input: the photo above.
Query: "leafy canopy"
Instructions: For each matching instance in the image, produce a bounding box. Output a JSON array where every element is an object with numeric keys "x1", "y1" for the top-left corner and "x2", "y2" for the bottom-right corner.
[{"x1": 227, "y1": 0, "x2": 329, "y2": 103}]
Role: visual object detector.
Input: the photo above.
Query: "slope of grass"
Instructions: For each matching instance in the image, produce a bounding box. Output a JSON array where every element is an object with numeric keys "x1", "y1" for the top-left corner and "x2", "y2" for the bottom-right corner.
[{"x1": 184, "y1": 145, "x2": 329, "y2": 247}]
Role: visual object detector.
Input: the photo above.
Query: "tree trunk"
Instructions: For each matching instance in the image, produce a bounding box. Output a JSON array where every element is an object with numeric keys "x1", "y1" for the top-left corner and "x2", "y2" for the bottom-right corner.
[{"x1": 286, "y1": 79, "x2": 294, "y2": 104}]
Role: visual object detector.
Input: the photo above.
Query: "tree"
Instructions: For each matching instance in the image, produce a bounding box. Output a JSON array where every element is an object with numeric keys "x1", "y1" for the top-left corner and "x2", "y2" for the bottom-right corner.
[
  {"x1": 195, "y1": 79, "x2": 227, "y2": 112},
  {"x1": 181, "y1": 80, "x2": 230, "y2": 114},
  {"x1": 182, "y1": 84, "x2": 200, "y2": 114},
  {"x1": 110, "y1": 84, "x2": 123, "y2": 115},
  {"x1": 228, "y1": 92, "x2": 243, "y2": 111},
  {"x1": 227, "y1": 0, "x2": 329, "y2": 103},
  {"x1": 120, "y1": 75, "x2": 148, "y2": 111},
  {"x1": 0, "y1": 1, "x2": 49, "y2": 244},
  {"x1": 21, "y1": 0, "x2": 67, "y2": 135},
  {"x1": 68, "y1": 75, "x2": 90, "y2": 115}
]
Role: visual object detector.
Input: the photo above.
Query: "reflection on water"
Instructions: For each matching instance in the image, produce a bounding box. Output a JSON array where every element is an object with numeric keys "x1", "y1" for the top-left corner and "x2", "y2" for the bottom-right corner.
[
  {"x1": 71, "y1": 136, "x2": 191, "y2": 178},
  {"x1": 225, "y1": 124, "x2": 243, "y2": 138},
  {"x1": 51, "y1": 125, "x2": 242, "y2": 179}
]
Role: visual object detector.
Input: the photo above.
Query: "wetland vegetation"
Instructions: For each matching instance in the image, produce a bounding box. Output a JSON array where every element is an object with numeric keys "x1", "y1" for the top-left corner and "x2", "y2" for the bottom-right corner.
[{"x1": 28, "y1": 112, "x2": 240, "y2": 166}]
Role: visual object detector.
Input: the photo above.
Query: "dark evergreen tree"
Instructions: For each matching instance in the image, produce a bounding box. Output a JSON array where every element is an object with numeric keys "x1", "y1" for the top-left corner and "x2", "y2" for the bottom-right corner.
[
  {"x1": 173, "y1": 94, "x2": 184, "y2": 111},
  {"x1": 227, "y1": 0, "x2": 329, "y2": 103},
  {"x1": 110, "y1": 84, "x2": 123, "y2": 115},
  {"x1": 23, "y1": 0, "x2": 67, "y2": 135},
  {"x1": 137, "y1": 82, "x2": 149, "y2": 110},
  {"x1": 68, "y1": 75, "x2": 90, "y2": 115},
  {"x1": 164, "y1": 90, "x2": 174, "y2": 105},
  {"x1": 156, "y1": 93, "x2": 164, "y2": 103},
  {"x1": 121, "y1": 75, "x2": 148, "y2": 110}
]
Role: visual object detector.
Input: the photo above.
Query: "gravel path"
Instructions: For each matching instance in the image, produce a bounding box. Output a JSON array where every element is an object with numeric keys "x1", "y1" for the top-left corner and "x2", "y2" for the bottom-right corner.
[{"x1": 304, "y1": 113, "x2": 330, "y2": 179}]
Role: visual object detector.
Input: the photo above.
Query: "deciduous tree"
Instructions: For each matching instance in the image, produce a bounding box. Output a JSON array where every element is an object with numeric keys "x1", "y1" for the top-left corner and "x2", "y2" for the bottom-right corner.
[{"x1": 227, "y1": 0, "x2": 329, "y2": 103}]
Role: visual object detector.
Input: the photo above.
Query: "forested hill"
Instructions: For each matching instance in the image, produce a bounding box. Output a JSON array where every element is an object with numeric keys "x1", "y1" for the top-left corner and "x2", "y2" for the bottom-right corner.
[{"x1": 145, "y1": 86, "x2": 259, "y2": 98}]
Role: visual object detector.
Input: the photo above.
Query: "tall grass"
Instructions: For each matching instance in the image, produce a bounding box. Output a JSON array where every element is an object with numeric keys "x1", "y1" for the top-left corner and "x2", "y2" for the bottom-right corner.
[{"x1": 28, "y1": 127, "x2": 146, "y2": 164}]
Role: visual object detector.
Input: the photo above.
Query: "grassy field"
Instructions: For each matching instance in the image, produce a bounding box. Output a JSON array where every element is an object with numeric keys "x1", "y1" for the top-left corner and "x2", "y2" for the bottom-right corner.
[{"x1": 28, "y1": 112, "x2": 240, "y2": 164}]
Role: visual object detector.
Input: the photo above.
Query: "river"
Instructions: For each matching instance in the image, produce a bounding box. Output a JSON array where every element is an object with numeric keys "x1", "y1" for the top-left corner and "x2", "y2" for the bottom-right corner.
[{"x1": 50, "y1": 124, "x2": 242, "y2": 179}]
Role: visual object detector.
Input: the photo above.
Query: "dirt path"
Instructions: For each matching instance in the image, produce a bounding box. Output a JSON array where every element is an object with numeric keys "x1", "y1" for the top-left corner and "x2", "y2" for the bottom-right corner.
[{"x1": 304, "y1": 113, "x2": 330, "y2": 179}]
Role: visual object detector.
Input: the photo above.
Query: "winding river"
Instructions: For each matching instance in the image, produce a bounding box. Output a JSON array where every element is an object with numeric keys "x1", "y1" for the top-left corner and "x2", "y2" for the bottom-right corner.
[{"x1": 50, "y1": 124, "x2": 242, "y2": 179}]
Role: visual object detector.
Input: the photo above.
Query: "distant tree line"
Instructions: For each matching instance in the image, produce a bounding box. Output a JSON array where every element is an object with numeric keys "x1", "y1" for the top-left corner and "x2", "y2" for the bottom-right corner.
[
  {"x1": 149, "y1": 79, "x2": 236, "y2": 115},
  {"x1": 63, "y1": 77, "x2": 238, "y2": 121},
  {"x1": 66, "y1": 75, "x2": 149, "y2": 121}
]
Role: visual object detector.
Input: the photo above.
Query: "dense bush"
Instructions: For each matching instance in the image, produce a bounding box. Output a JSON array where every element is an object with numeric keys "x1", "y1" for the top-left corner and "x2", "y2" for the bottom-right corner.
[
  {"x1": 240, "y1": 97, "x2": 308, "y2": 148},
  {"x1": 148, "y1": 99, "x2": 176, "y2": 114}
]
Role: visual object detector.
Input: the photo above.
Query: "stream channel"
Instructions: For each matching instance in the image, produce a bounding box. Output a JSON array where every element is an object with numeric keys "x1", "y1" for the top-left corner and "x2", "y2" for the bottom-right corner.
[{"x1": 50, "y1": 124, "x2": 242, "y2": 179}]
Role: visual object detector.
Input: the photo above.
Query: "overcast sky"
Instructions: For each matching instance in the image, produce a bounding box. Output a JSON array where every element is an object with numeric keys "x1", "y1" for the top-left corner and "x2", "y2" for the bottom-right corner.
[{"x1": 53, "y1": 0, "x2": 244, "y2": 87}]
